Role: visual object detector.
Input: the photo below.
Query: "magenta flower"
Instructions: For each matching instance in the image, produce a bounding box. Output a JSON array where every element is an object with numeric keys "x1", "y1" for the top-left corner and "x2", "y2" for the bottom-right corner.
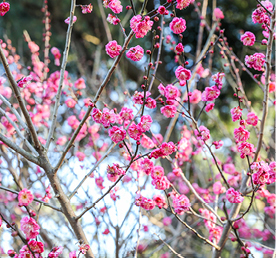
[
  {"x1": 226, "y1": 188, "x2": 244, "y2": 203},
  {"x1": 234, "y1": 127, "x2": 250, "y2": 142},
  {"x1": 126, "y1": 45, "x2": 144, "y2": 61},
  {"x1": 105, "y1": 40, "x2": 122, "y2": 58},
  {"x1": 161, "y1": 105, "x2": 177, "y2": 118},
  {"x1": 103, "y1": 0, "x2": 122, "y2": 14},
  {"x1": 130, "y1": 15, "x2": 153, "y2": 38},
  {"x1": 107, "y1": 14, "x2": 120, "y2": 25},
  {"x1": 230, "y1": 106, "x2": 242, "y2": 122},
  {"x1": 28, "y1": 240, "x2": 44, "y2": 253},
  {"x1": 64, "y1": 16, "x2": 77, "y2": 24},
  {"x1": 0, "y1": 1, "x2": 10, "y2": 16},
  {"x1": 237, "y1": 142, "x2": 255, "y2": 159},
  {"x1": 20, "y1": 217, "x2": 40, "y2": 240},
  {"x1": 175, "y1": 66, "x2": 191, "y2": 85},
  {"x1": 108, "y1": 126, "x2": 126, "y2": 143},
  {"x1": 241, "y1": 31, "x2": 256, "y2": 46},
  {"x1": 170, "y1": 17, "x2": 186, "y2": 34},
  {"x1": 213, "y1": 7, "x2": 224, "y2": 20},
  {"x1": 176, "y1": 0, "x2": 194, "y2": 10}
]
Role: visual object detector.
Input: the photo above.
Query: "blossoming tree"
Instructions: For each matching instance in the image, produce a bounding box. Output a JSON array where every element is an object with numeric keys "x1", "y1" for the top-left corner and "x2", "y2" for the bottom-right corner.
[{"x1": 0, "y1": 0, "x2": 275, "y2": 258}]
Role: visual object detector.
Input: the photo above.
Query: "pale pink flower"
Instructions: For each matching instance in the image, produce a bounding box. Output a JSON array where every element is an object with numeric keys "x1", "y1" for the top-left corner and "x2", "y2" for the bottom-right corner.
[
  {"x1": 107, "y1": 14, "x2": 120, "y2": 25},
  {"x1": 223, "y1": 163, "x2": 236, "y2": 175},
  {"x1": 213, "y1": 8, "x2": 224, "y2": 20},
  {"x1": 74, "y1": 78, "x2": 86, "y2": 89},
  {"x1": 241, "y1": 31, "x2": 256, "y2": 46},
  {"x1": 195, "y1": 125, "x2": 210, "y2": 141},
  {"x1": 151, "y1": 166, "x2": 164, "y2": 179},
  {"x1": 213, "y1": 181, "x2": 226, "y2": 195},
  {"x1": 64, "y1": 16, "x2": 77, "y2": 24},
  {"x1": 160, "y1": 142, "x2": 176, "y2": 156},
  {"x1": 18, "y1": 189, "x2": 34, "y2": 206},
  {"x1": 164, "y1": 84, "x2": 179, "y2": 100},
  {"x1": 126, "y1": 45, "x2": 144, "y2": 61},
  {"x1": 140, "y1": 198, "x2": 155, "y2": 210},
  {"x1": 230, "y1": 106, "x2": 242, "y2": 122},
  {"x1": 161, "y1": 105, "x2": 177, "y2": 118},
  {"x1": 78, "y1": 244, "x2": 90, "y2": 254},
  {"x1": 67, "y1": 115, "x2": 80, "y2": 129},
  {"x1": 130, "y1": 15, "x2": 153, "y2": 38},
  {"x1": 65, "y1": 98, "x2": 77, "y2": 108},
  {"x1": 95, "y1": 176, "x2": 105, "y2": 189},
  {"x1": 76, "y1": 151, "x2": 86, "y2": 161},
  {"x1": 51, "y1": 47, "x2": 61, "y2": 66},
  {"x1": 226, "y1": 188, "x2": 244, "y2": 203},
  {"x1": 91, "y1": 108, "x2": 103, "y2": 123},
  {"x1": 146, "y1": 97, "x2": 156, "y2": 109},
  {"x1": 105, "y1": 40, "x2": 122, "y2": 58},
  {"x1": 20, "y1": 217, "x2": 40, "y2": 240},
  {"x1": 175, "y1": 66, "x2": 191, "y2": 85},
  {"x1": 0, "y1": 1, "x2": 10, "y2": 16},
  {"x1": 152, "y1": 176, "x2": 170, "y2": 190},
  {"x1": 128, "y1": 122, "x2": 143, "y2": 141},
  {"x1": 69, "y1": 251, "x2": 77, "y2": 258},
  {"x1": 140, "y1": 158, "x2": 154, "y2": 175},
  {"x1": 234, "y1": 127, "x2": 250, "y2": 142},
  {"x1": 138, "y1": 115, "x2": 152, "y2": 132},
  {"x1": 170, "y1": 17, "x2": 187, "y2": 34},
  {"x1": 246, "y1": 112, "x2": 258, "y2": 126},
  {"x1": 163, "y1": 216, "x2": 172, "y2": 226},
  {"x1": 109, "y1": 126, "x2": 126, "y2": 143},
  {"x1": 119, "y1": 107, "x2": 134, "y2": 120},
  {"x1": 209, "y1": 227, "x2": 222, "y2": 244},
  {"x1": 245, "y1": 53, "x2": 265, "y2": 71},
  {"x1": 28, "y1": 41, "x2": 39, "y2": 53},
  {"x1": 189, "y1": 89, "x2": 202, "y2": 104}
]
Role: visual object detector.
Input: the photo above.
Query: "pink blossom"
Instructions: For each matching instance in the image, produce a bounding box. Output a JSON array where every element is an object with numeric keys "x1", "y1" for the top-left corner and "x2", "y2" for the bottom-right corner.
[
  {"x1": 151, "y1": 166, "x2": 164, "y2": 179},
  {"x1": 107, "y1": 163, "x2": 125, "y2": 176},
  {"x1": 176, "y1": 0, "x2": 194, "y2": 10},
  {"x1": 78, "y1": 244, "x2": 90, "y2": 254},
  {"x1": 101, "y1": 108, "x2": 116, "y2": 127},
  {"x1": 119, "y1": 107, "x2": 134, "y2": 120},
  {"x1": 164, "y1": 84, "x2": 179, "y2": 100},
  {"x1": 161, "y1": 105, "x2": 177, "y2": 118},
  {"x1": 252, "y1": 7, "x2": 268, "y2": 24},
  {"x1": 213, "y1": 8, "x2": 224, "y2": 20},
  {"x1": 138, "y1": 115, "x2": 152, "y2": 132},
  {"x1": 69, "y1": 251, "x2": 77, "y2": 258},
  {"x1": 157, "y1": 6, "x2": 167, "y2": 15},
  {"x1": 51, "y1": 47, "x2": 61, "y2": 66},
  {"x1": 205, "y1": 103, "x2": 215, "y2": 112},
  {"x1": 0, "y1": 2, "x2": 10, "y2": 16},
  {"x1": 169, "y1": 17, "x2": 187, "y2": 34},
  {"x1": 81, "y1": 4, "x2": 93, "y2": 14},
  {"x1": 241, "y1": 31, "x2": 256, "y2": 46},
  {"x1": 226, "y1": 188, "x2": 244, "y2": 203},
  {"x1": 74, "y1": 78, "x2": 86, "y2": 89},
  {"x1": 237, "y1": 142, "x2": 255, "y2": 159},
  {"x1": 126, "y1": 45, "x2": 144, "y2": 61},
  {"x1": 223, "y1": 163, "x2": 236, "y2": 175},
  {"x1": 195, "y1": 125, "x2": 210, "y2": 141},
  {"x1": 107, "y1": 14, "x2": 120, "y2": 25},
  {"x1": 140, "y1": 158, "x2": 154, "y2": 175},
  {"x1": 103, "y1": 0, "x2": 122, "y2": 14},
  {"x1": 130, "y1": 15, "x2": 153, "y2": 38},
  {"x1": 209, "y1": 227, "x2": 222, "y2": 244},
  {"x1": 76, "y1": 151, "x2": 86, "y2": 161},
  {"x1": 201, "y1": 85, "x2": 220, "y2": 101},
  {"x1": 245, "y1": 53, "x2": 265, "y2": 71},
  {"x1": 64, "y1": 16, "x2": 77, "y2": 24},
  {"x1": 28, "y1": 240, "x2": 44, "y2": 253},
  {"x1": 146, "y1": 97, "x2": 156, "y2": 108},
  {"x1": 230, "y1": 106, "x2": 242, "y2": 122},
  {"x1": 153, "y1": 194, "x2": 167, "y2": 209},
  {"x1": 234, "y1": 127, "x2": 250, "y2": 142},
  {"x1": 67, "y1": 115, "x2": 80, "y2": 129},
  {"x1": 65, "y1": 98, "x2": 77, "y2": 108},
  {"x1": 213, "y1": 181, "x2": 226, "y2": 195},
  {"x1": 91, "y1": 108, "x2": 102, "y2": 123},
  {"x1": 189, "y1": 89, "x2": 202, "y2": 104},
  {"x1": 18, "y1": 188, "x2": 34, "y2": 206},
  {"x1": 48, "y1": 246, "x2": 64, "y2": 258},
  {"x1": 246, "y1": 112, "x2": 258, "y2": 126},
  {"x1": 175, "y1": 43, "x2": 184, "y2": 53},
  {"x1": 140, "y1": 198, "x2": 155, "y2": 210},
  {"x1": 105, "y1": 40, "x2": 122, "y2": 58},
  {"x1": 141, "y1": 134, "x2": 155, "y2": 149},
  {"x1": 160, "y1": 142, "x2": 176, "y2": 156},
  {"x1": 158, "y1": 84, "x2": 165, "y2": 95},
  {"x1": 175, "y1": 66, "x2": 191, "y2": 85},
  {"x1": 152, "y1": 176, "x2": 170, "y2": 190},
  {"x1": 18, "y1": 75, "x2": 32, "y2": 88},
  {"x1": 109, "y1": 126, "x2": 126, "y2": 143},
  {"x1": 95, "y1": 176, "x2": 105, "y2": 189},
  {"x1": 128, "y1": 122, "x2": 143, "y2": 141},
  {"x1": 265, "y1": 206, "x2": 275, "y2": 218},
  {"x1": 20, "y1": 217, "x2": 40, "y2": 240},
  {"x1": 163, "y1": 216, "x2": 172, "y2": 226},
  {"x1": 172, "y1": 194, "x2": 191, "y2": 215}
]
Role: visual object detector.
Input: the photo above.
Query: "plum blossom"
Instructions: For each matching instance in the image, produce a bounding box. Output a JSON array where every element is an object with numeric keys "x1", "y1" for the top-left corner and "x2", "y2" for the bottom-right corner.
[
  {"x1": 246, "y1": 112, "x2": 258, "y2": 126},
  {"x1": 176, "y1": 0, "x2": 194, "y2": 10},
  {"x1": 237, "y1": 142, "x2": 255, "y2": 159},
  {"x1": 51, "y1": 47, "x2": 61, "y2": 66},
  {"x1": 48, "y1": 246, "x2": 64, "y2": 258},
  {"x1": 126, "y1": 45, "x2": 144, "y2": 61},
  {"x1": 241, "y1": 31, "x2": 256, "y2": 46},
  {"x1": 18, "y1": 188, "x2": 34, "y2": 206},
  {"x1": 103, "y1": 0, "x2": 122, "y2": 13},
  {"x1": 230, "y1": 106, "x2": 242, "y2": 122},
  {"x1": 170, "y1": 17, "x2": 187, "y2": 34},
  {"x1": 109, "y1": 126, "x2": 126, "y2": 143},
  {"x1": 245, "y1": 53, "x2": 265, "y2": 71},
  {"x1": 175, "y1": 43, "x2": 184, "y2": 54},
  {"x1": 130, "y1": 15, "x2": 153, "y2": 38},
  {"x1": 81, "y1": 4, "x2": 93, "y2": 14},
  {"x1": 175, "y1": 66, "x2": 191, "y2": 86},
  {"x1": 105, "y1": 40, "x2": 122, "y2": 58},
  {"x1": 201, "y1": 85, "x2": 220, "y2": 101},
  {"x1": 226, "y1": 188, "x2": 244, "y2": 203},
  {"x1": 205, "y1": 103, "x2": 215, "y2": 112},
  {"x1": 138, "y1": 115, "x2": 152, "y2": 132},
  {"x1": 172, "y1": 194, "x2": 191, "y2": 215},
  {"x1": 152, "y1": 176, "x2": 171, "y2": 190},
  {"x1": 161, "y1": 105, "x2": 177, "y2": 118},
  {"x1": 74, "y1": 78, "x2": 86, "y2": 89},
  {"x1": 64, "y1": 16, "x2": 77, "y2": 24},
  {"x1": 20, "y1": 217, "x2": 40, "y2": 240},
  {"x1": 213, "y1": 8, "x2": 224, "y2": 20},
  {"x1": 0, "y1": 2, "x2": 10, "y2": 16},
  {"x1": 234, "y1": 127, "x2": 250, "y2": 142},
  {"x1": 153, "y1": 194, "x2": 168, "y2": 209},
  {"x1": 28, "y1": 240, "x2": 44, "y2": 253}
]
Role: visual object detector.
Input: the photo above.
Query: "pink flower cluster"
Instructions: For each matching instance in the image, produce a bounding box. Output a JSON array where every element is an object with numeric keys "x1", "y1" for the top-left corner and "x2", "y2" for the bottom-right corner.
[
  {"x1": 105, "y1": 40, "x2": 122, "y2": 58},
  {"x1": 251, "y1": 161, "x2": 276, "y2": 185},
  {"x1": 109, "y1": 126, "x2": 126, "y2": 143},
  {"x1": 18, "y1": 188, "x2": 34, "y2": 206},
  {"x1": 81, "y1": 4, "x2": 93, "y2": 14},
  {"x1": 151, "y1": 166, "x2": 171, "y2": 190},
  {"x1": 237, "y1": 142, "x2": 255, "y2": 159},
  {"x1": 107, "y1": 163, "x2": 125, "y2": 181},
  {"x1": 234, "y1": 126, "x2": 250, "y2": 143},
  {"x1": 213, "y1": 7, "x2": 224, "y2": 20},
  {"x1": 132, "y1": 91, "x2": 156, "y2": 108},
  {"x1": 245, "y1": 53, "x2": 265, "y2": 71},
  {"x1": 176, "y1": 0, "x2": 194, "y2": 10},
  {"x1": 230, "y1": 106, "x2": 242, "y2": 122},
  {"x1": 126, "y1": 45, "x2": 144, "y2": 61},
  {"x1": 149, "y1": 141, "x2": 176, "y2": 159},
  {"x1": 130, "y1": 15, "x2": 153, "y2": 38},
  {"x1": 103, "y1": 0, "x2": 122, "y2": 14},
  {"x1": 226, "y1": 187, "x2": 244, "y2": 203},
  {"x1": 195, "y1": 125, "x2": 210, "y2": 142},
  {"x1": 135, "y1": 193, "x2": 155, "y2": 210},
  {"x1": 51, "y1": 47, "x2": 61, "y2": 66},
  {"x1": 252, "y1": 0, "x2": 273, "y2": 25},
  {"x1": 153, "y1": 194, "x2": 168, "y2": 209}
]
